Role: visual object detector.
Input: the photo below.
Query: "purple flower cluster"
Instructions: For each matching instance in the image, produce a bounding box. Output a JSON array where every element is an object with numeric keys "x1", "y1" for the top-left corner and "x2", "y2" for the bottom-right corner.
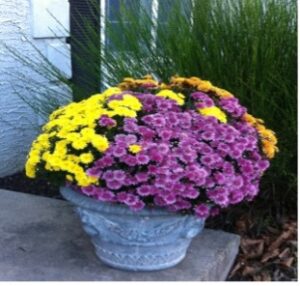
[{"x1": 79, "y1": 91, "x2": 270, "y2": 218}]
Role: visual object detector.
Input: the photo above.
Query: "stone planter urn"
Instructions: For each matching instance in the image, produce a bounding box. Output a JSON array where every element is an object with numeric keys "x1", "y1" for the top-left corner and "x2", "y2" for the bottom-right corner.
[{"x1": 60, "y1": 186, "x2": 205, "y2": 271}]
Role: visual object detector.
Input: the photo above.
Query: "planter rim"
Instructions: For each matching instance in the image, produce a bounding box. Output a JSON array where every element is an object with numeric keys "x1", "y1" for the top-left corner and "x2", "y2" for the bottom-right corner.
[{"x1": 60, "y1": 186, "x2": 192, "y2": 217}]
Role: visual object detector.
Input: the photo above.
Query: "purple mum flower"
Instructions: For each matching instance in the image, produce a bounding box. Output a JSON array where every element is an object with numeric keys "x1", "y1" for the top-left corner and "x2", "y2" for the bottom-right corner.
[{"x1": 194, "y1": 204, "x2": 210, "y2": 218}]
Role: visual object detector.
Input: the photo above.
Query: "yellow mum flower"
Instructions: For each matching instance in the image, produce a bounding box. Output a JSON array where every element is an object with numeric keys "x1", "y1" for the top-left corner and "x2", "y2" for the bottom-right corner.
[
  {"x1": 28, "y1": 151, "x2": 40, "y2": 164},
  {"x1": 102, "y1": 87, "x2": 122, "y2": 99},
  {"x1": 25, "y1": 161, "x2": 36, "y2": 178},
  {"x1": 156, "y1": 90, "x2": 185, "y2": 105},
  {"x1": 72, "y1": 139, "x2": 88, "y2": 150},
  {"x1": 67, "y1": 155, "x2": 80, "y2": 163},
  {"x1": 81, "y1": 127, "x2": 96, "y2": 140},
  {"x1": 91, "y1": 135, "x2": 109, "y2": 152},
  {"x1": 112, "y1": 106, "x2": 137, "y2": 118},
  {"x1": 108, "y1": 95, "x2": 142, "y2": 113},
  {"x1": 122, "y1": 94, "x2": 143, "y2": 111},
  {"x1": 44, "y1": 162, "x2": 53, "y2": 171},
  {"x1": 128, "y1": 144, "x2": 142, "y2": 154},
  {"x1": 79, "y1": 152, "x2": 94, "y2": 164},
  {"x1": 198, "y1": 106, "x2": 227, "y2": 123}
]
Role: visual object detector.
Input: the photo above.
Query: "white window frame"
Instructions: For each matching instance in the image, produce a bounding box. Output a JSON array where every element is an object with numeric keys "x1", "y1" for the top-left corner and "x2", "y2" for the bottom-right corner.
[{"x1": 99, "y1": 0, "x2": 159, "y2": 88}]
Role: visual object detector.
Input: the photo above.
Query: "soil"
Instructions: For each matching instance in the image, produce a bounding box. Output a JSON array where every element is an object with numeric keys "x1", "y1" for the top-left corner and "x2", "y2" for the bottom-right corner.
[{"x1": 0, "y1": 171, "x2": 62, "y2": 199}]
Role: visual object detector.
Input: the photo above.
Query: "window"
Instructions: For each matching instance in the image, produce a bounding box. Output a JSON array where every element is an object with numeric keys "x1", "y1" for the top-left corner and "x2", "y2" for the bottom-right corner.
[{"x1": 69, "y1": 0, "x2": 193, "y2": 93}]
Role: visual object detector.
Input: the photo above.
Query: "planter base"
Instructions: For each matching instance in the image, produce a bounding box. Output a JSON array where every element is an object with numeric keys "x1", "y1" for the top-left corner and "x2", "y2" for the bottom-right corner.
[
  {"x1": 60, "y1": 187, "x2": 205, "y2": 271},
  {"x1": 0, "y1": 189, "x2": 241, "y2": 281}
]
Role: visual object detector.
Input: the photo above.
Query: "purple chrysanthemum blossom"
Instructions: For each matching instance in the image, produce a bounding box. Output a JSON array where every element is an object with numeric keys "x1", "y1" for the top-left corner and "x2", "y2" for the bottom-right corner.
[
  {"x1": 230, "y1": 175, "x2": 244, "y2": 189},
  {"x1": 256, "y1": 160, "x2": 270, "y2": 172},
  {"x1": 229, "y1": 190, "x2": 244, "y2": 204},
  {"x1": 96, "y1": 189, "x2": 115, "y2": 202},
  {"x1": 201, "y1": 154, "x2": 215, "y2": 166},
  {"x1": 135, "y1": 172, "x2": 149, "y2": 183},
  {"x1": 112, "y1": 145, "x2": 127, "y2": 158},
  {"x1": 99, "y1": 115, "x2": 117, "y2": 128},
  {"x1": 136, "y1": 184, "x2": 157, "y2": 196},
  {"x1": 201, "y1": 130, "x2": 216, "y2": 141},
  {"x1": 120, "y1": 155, "x2": 138, "y2": 166},
  {"x1": 136, "y1": 154, "x2": 150, "y2": 165},
  {"x1": 86, "y1": 167, "x2": 102, "y2": 178},
  {"x1": 161, "y1": 192, "x2": 177, "y2": 205},
  {"x1": 94, "y1": 155, "x2": 114, "y2": 168},
  {"x1": 81, "y1": 185, "x2": 97, "y2": 196},
  {"x1": 123, "y1": 118, "x2": 139, "y2": 133},
  {"x1": 130, "y1": 200, "x2": 146, "y2": 211},
  {"x1": 106, "y1": 180, "x2": 122, "y2": 190},
  {"x1": 194, "y1": 204, "x2": 210, "y2": 218}
]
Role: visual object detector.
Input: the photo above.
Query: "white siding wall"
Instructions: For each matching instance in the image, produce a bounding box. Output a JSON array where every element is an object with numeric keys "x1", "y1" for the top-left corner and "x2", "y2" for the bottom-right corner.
[{"x1": 0, "y1": 0, "x2": 71, "y2": 177}]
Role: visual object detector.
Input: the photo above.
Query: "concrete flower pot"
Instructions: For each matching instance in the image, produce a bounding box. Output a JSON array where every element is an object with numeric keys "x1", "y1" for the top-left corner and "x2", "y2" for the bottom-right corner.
[{"x1": 60, "y1": 186, "x2": 205, "y2": 271}]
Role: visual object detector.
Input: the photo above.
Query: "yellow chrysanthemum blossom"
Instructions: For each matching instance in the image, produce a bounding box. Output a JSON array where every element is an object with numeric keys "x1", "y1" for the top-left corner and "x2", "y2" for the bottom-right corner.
[
  {"x1": 80, "y1": 153, "x2": 94, "y2": 164},
  {"x1": 198, "y1": 106, "x2": 227, "y2": 123},
  {"x1": 128, "y1": 144, "x2": 142, "y2": 154},
  {"x1": 108, "y1": 94, "x2": 142, "y2": 113},
  {"x1": 156, "y1": 90, "x2": 185, "y2": 105},
  {"x1": 101, "y1": 87, "x2": 122, "y2": 100}
]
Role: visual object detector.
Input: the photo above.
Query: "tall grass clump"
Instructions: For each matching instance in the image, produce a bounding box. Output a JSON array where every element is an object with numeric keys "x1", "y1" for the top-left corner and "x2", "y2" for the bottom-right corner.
[{"x1": 99, "y1": 0, "x2": 297, "y2": 216}]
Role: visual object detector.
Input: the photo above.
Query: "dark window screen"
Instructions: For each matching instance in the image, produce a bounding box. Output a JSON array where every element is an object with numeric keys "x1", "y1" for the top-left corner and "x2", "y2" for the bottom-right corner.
[{"x1": 69, "y1": 0, "x2": 101, "y2": 101}]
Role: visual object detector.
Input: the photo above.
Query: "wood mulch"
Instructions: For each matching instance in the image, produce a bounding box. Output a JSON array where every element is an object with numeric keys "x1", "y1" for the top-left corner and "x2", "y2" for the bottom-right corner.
[
  {"x1": 0, "y1": 170, "x2": 297, "y2": 281},
  {"x1": 226, "y1": 215, "x2": 297, "y2": 281}
]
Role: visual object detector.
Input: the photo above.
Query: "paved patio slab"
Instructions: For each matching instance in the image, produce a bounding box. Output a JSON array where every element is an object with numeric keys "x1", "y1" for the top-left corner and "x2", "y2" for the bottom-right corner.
[{"x1": 0, "y1": 189, "x2": 240, "y2": 281}]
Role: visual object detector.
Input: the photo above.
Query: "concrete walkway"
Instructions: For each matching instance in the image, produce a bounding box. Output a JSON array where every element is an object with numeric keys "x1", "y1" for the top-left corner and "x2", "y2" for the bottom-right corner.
[{"x1": 0, "y1": 189, "x2": 240, "y2": 281}]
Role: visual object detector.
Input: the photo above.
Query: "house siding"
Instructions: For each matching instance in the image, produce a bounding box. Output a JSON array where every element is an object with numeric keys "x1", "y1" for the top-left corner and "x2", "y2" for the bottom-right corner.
[{"x1": 0, "y1": 0, "x2": 71, "y2": 177}]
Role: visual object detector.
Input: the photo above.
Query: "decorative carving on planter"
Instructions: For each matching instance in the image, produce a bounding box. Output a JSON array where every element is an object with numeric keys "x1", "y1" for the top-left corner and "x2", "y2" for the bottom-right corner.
[
  {"x1": 76, "y1": 207, "x2": 203, "y2": 243},
  {"x1": 61, "y1": 187, "x2": 205, "y2": 271}
]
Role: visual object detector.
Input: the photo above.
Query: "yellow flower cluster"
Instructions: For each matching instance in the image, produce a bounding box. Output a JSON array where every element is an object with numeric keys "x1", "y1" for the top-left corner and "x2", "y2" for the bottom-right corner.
[
  {"x1": 108, "y1": 94, "x2": 142, "y2": 117},
  {"x1": 156, "y1": 90, "x2": 185, "y2": 106},
  {"x1": 198, "y1": 106, "x2": 227, "y2": 123},
  {"x1": 243, "y1": 113, "x2": 279, "y2": 159},
  {"x1": 25, "y1": 87, "x2": 143, "y2": 186}
]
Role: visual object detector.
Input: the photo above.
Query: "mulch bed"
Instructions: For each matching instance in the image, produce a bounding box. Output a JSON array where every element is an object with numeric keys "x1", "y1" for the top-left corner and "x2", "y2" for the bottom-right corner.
[
  {"x1": 0, "y1": 171, "x2": 62, "y2": 199},
  {"x1": 0, "y1": 171, "x2": 297, "y2": 281},
  {"x1": 226, "y1": 216, "x2": 297, "y2": 281}
]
